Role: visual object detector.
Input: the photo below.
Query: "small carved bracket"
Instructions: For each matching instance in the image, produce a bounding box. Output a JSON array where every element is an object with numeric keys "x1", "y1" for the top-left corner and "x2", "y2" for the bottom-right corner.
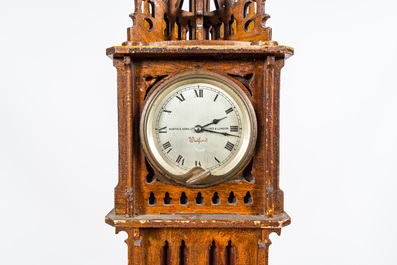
[
  {"x1": 143, "y1": 75, "x2": 168, "y2": 100},
  {"x1": 227, "y1": 73, "x2": 254, "y2": 97}
]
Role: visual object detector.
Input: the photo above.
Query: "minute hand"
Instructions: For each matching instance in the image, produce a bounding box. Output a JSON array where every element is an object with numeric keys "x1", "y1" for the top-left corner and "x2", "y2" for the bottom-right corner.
[{"x1": 202, "y1": 128, "x2": 239, "y2": 137}]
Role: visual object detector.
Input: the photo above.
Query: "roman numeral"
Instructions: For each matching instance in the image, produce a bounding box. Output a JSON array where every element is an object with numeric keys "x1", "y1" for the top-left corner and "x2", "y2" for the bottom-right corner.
[
  {"x1": 230, "y1": 126, "x2": 238, "y2": 132},
  {"x1": 214, "y1": 157, "x2": 220, "y2": 164},
  {"x1": 194, "y1": 89, "x2": 203, "y2": 98},
  {"x1": 162, "y1": 141, "x2": 171, "y2": 149},
  {"x1": 224, "y1": 141, "x2": 234, "y2": 152},
  {"x1": 225, "y1": 107, "x2": 233, "y2": 114},
  {"x1": 176, "y1": 155, "x2": 184, "y2": 164},
  {"x1": 158, "y1": 126, "x2": 167, "y2": 133},
  {"x1": 195, "y1": 161, "x2": 201, "y2": 167},
  {"x1": 163, "y1": 109, "x2": 172, "y2": 113},
  {"x1": 167, "y1": 148, "x2": 173, "y2": 154},
  {"x1": 176, "y1": 93, "x2": 185, "y2": 102},
  {"x1": 213, "y1": 94, "x2": 219, "y2": 102}
]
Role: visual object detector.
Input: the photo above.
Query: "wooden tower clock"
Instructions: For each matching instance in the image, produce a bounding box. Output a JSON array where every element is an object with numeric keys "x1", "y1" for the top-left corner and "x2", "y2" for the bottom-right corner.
[{"x1": 105, "y1": 0, "x2": 293, "y2": 264}]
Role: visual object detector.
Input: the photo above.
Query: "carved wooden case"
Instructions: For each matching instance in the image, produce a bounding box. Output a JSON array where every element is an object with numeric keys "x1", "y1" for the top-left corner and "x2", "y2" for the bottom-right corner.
[
  {"x1": 112, "y1": 54, "x2": 287, "y2": 217},
  {"x1": 106, "y1": 0, "x2": 293, "y2": 264}
]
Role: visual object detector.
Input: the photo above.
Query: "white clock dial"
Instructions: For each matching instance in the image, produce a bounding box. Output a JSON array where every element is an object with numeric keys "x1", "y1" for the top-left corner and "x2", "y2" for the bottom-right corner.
[
  {"x1": 156, "y1": 84, "x2": 242, "y2": 171},
  {"x1": 141, "y1": 72, "x2": 257, "y2": 187}
]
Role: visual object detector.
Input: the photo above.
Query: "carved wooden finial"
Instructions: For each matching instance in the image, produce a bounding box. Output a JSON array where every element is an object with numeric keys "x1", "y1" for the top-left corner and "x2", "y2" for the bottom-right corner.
[{"x1": 125, "y1": 0, "x2": 272, "y2": 44}]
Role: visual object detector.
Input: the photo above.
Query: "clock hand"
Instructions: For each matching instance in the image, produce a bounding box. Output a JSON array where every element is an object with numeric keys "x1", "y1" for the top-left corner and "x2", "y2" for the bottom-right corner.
[
  {"x1": 202, "y1": 117, "x2": 227, "y2": 128},
  {"x1": 202, "y1": 128, "x2": 239, "y2": 137}
]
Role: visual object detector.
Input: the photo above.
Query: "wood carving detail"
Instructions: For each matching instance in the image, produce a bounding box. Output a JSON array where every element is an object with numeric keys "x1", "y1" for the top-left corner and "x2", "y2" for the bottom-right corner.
[
  {"x1": 127, "y1": 0, "x2": 272, "y2": 43},
  {"x1": 140, "y1": 228, "x2": 263, "y2": 264},
  {"x1": 145, "y1": 158, "x2": 155, "y2": 184},
  {"x1": 227, "y1": 72, "x2": 254, "y2": 97},
  {"x1": 113, "y1": 227, "x2": 279, "y2": 265},
  {"x1": 146, "y1": 190, "x2": 255, "y2": 208},
  {"x1": 229, "y1": 158, "x2": 255, "y2": 183},
  {"x1": 143, "y1": 74, "x2": 168, "y2": 100}
]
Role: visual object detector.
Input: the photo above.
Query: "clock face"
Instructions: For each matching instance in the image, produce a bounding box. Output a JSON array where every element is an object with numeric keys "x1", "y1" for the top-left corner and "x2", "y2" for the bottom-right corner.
[{"x1": 140, "y1": 72, "x2": 257, "y2": 187}]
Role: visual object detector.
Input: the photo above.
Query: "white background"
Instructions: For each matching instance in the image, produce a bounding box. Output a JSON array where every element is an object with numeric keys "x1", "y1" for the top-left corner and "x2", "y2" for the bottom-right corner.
[{"x1": 0, "y1": 0, "x2": 396, "y2": 264}]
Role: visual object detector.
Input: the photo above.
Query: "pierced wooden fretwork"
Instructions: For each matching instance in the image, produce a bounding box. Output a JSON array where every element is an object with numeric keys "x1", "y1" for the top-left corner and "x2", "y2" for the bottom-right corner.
[
  {"x1": 242, "y1": 158, "x2": 255, "y2": 182},
  {"x1": 126, "y1": 0, "x2": 273, "y2": 44},
  {"x1": 145, "y1": 158, "x2": 155, "y2": 183},
  {"x1": 163, "y1": 192, "x2": 173, "y2": 205},
  {"x1": 227, "y1": 191, "x2": 237, "y2": 205},
  {"x1": 195, "y1": 192, "x2": 204, "y2": 205},
  {"x1": 178, "y1": 240, "x2": 188, "y2": 265},
  {"x1": 148, "y1": 192, "x2": 157, "y2": 205},
  {"x1": 229, "y1": 158, "x2": 255, "y2": 183},
  {"x1": 211, "y1": 192, "x2": 221, "y2": 205},
  {"x1": 225, "y1": 240, "x2": 237, "y2": 265},
  {"x1": 161, "y1": 240, "x2": 171, "y2": 265},
  {"x1": 120, "y1": 228, "x2": 276, "y2": 264},
  {"x1": 179, "y1": 192, "x2": 188, "y2": 205},
  {"x1": 244, "y1": 191, "x2": 253, "y2": 205},
  {"x1": 145, "y1": 189, "x2": 257, "y2": 209},
  {"x1": 209, "y1": 240, "x2": 218, "y2": 265}
]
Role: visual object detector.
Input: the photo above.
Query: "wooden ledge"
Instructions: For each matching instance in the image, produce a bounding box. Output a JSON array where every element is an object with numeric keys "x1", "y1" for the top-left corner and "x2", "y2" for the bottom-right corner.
[
  {"x1": 105, "y1": 209, "x2": 291, "y2": 229},
  {"x1": 106, "y1": 45, "x2": 294, "y2": 60}
]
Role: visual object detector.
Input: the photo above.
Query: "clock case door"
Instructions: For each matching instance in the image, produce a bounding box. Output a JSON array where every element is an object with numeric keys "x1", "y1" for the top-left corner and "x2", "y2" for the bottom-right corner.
[{"x1": 109, "y1": 48, "x2": 289, "y2": 218}]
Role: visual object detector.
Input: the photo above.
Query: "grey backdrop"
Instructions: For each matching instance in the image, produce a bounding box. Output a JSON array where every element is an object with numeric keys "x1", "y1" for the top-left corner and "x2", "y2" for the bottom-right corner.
[{"x1": 1, "y1": 0, "x2": 396, "y2": 264}]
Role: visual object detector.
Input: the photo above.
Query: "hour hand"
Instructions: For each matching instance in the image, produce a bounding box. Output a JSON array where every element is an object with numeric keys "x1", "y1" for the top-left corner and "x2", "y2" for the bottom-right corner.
[
  {"x1": 202, "y1": 128, "x2": 239, "y2": 137},
  {"x1": 202, "y1": 117, "x2": 227, "y2": 128}
]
